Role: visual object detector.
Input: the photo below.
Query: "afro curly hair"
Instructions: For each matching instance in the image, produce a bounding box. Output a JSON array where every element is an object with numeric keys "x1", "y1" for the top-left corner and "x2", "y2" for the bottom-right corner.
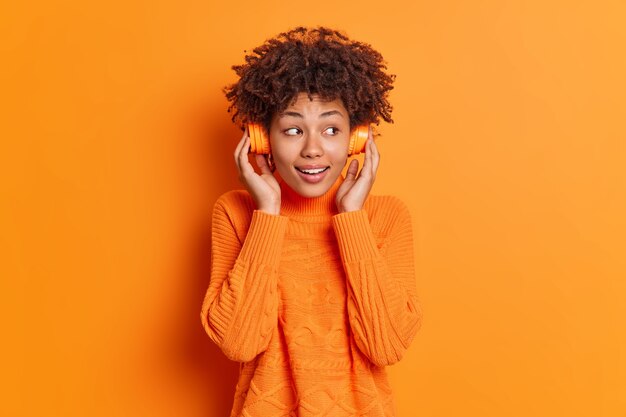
[{"x1": 224, "y1": 26, "x2": 395, "y2": 132}]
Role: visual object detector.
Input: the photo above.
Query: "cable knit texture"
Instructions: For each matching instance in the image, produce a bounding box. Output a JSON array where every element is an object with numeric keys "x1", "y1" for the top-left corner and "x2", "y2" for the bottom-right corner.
[{"x1": 201, "y1": 175, "x2": 422, "y2": 417}]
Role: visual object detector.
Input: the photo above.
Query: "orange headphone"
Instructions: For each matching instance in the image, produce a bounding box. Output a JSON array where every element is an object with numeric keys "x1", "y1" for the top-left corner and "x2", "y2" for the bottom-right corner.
[{"x1": 247, "y1": 123, "x2": 370, "y2": 155}]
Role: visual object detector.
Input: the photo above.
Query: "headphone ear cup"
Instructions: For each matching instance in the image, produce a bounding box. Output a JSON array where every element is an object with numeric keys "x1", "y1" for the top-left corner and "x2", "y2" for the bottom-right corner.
[
  {"x1": 247, "y1": 123, "x2": 271, "y2": 154},
  {"x1": 348, "y1": 125, "x2": 370, "y2": 155}
]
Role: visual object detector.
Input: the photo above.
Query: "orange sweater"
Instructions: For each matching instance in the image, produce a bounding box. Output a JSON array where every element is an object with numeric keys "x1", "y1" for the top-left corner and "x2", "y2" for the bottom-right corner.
[{"x1": 201, "y1": 175, "x2": 422, "y2": 417}]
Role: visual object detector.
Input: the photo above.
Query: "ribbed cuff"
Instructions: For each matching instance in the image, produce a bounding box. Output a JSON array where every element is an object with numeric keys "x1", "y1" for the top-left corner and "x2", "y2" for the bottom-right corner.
[
  {"x1": 239, "y1": 210, "x2": 289, "y2": 266},
  {"x1": 332, "y1": 209, "x2": 379, "y2": 262}
]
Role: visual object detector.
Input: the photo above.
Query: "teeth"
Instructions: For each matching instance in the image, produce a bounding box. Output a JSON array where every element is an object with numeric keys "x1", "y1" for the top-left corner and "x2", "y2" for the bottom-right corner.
[{"x1": 299, "y1": 167, "x2": 327, "y2": 174}]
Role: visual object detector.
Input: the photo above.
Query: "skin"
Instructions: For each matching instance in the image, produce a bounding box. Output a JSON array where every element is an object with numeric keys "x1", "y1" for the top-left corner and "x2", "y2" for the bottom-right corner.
[{"x1": 234, "y1": 93, "x2": 380, "y2": 215}]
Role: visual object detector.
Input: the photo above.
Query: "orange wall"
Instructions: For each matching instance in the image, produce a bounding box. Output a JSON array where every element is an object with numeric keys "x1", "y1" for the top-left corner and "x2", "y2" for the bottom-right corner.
[{"x1": 1, "y1": 1, "x2": 625, "y2": 416}]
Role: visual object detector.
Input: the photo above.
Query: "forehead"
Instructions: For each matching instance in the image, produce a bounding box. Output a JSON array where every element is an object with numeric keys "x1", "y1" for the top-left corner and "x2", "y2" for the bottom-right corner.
[{"x1": 278, "y1": 93, "x2": 348, "y2": 117}]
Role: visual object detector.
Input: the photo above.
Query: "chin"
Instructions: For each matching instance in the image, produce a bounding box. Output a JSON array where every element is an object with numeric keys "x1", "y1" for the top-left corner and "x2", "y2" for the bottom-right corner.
[
  {"x1": 289, "y1": 182, "x2": 330, "y2": 198},
  {"x1": 284, "y1": 174, "x2": 338, "y2": 198}
]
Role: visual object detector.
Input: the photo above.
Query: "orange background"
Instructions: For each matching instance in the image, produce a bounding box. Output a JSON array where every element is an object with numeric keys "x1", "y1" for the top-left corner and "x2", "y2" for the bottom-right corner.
[{"x1": 1, "y1": 1, "x2": 625, "y2": 416}]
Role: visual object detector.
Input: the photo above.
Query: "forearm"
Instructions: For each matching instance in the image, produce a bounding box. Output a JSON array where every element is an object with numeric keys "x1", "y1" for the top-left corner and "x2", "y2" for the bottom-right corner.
[
  {"x1": 201, "y1": 209, "x2": 288, "y2": 362},
  {"x1": 333, "y1": 208, "x2": 422, "y2": 366}
]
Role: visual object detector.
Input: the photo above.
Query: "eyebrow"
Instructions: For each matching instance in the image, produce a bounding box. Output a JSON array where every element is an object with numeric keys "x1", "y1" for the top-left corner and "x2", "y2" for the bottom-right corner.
[{"x1": 280, "y1": 110, "x2": 345, "y2": 119}]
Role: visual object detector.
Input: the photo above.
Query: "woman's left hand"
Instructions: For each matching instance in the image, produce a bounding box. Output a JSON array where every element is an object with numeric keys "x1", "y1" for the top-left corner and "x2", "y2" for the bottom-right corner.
[{"x1": 336, "y1": 129, "x2": 380, "y2": 213}]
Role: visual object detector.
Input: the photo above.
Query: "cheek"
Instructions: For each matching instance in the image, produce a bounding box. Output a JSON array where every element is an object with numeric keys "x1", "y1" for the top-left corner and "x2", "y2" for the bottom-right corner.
[
  {"x1": 270, "y1": 143, "x2": 294, "y2": 169},
  {"x1": 329, "y1": 139, "x2": 350, "y2": 160},
  {"x1": 274, "y1": 157, "x2": 290, "y2": 172}
]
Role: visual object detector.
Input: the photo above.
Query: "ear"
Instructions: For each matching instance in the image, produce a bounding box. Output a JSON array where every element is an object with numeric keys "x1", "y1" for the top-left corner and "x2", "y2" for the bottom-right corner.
[{"x1": 266, "y1": 153, "x2": 275, "y2": 172}]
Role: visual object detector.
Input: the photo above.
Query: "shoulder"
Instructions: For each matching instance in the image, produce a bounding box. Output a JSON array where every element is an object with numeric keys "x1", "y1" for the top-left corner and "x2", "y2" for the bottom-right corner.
[
  {"x1": 212, "y1": 189, "x2": 256, "y2": 234},
  {"x1": 363, "y1": 194, "x2": 413, "y2": 234},
  {"x1": 364, "y1": 194, "x2": 411, "y2": 220},
  {"x1": 214, "y1": 189, "x2": 255, "y2": 213}
]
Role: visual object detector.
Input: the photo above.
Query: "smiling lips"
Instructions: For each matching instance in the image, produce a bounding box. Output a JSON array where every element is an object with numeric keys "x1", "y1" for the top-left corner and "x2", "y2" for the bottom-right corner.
[{"x1": 295, "y1": 165, "x2": 330, "y2": 183}]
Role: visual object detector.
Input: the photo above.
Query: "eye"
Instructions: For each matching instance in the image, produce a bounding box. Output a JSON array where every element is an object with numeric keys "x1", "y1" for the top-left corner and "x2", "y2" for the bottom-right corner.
[
  {"x1": 324, "y1": 127, "x2": 340, "y2": 136},
  {"x1": 284, "y1": 127, "x2": 301, "y2": 136}
]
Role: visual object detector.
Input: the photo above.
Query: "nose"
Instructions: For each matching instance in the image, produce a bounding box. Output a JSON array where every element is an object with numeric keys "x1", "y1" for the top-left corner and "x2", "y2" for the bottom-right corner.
[{"x1": 300, "y1": 132, "x2": 324, "y2": 158}]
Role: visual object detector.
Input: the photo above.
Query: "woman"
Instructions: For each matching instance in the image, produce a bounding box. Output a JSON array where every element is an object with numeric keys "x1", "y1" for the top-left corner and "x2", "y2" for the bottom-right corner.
[{"x1": 201, "y1": 26, "x2": 422, "y2": 417}]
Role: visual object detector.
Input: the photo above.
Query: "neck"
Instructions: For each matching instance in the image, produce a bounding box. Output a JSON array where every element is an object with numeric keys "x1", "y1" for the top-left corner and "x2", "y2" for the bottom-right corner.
[{"x1": 279, "y1": 175, "x2": 343, "y2": 218}]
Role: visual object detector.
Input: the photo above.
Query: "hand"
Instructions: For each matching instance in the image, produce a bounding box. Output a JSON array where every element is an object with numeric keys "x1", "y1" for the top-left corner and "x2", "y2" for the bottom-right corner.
[
  {"x1": 234, "y1": 130, "x2": 281, "y2": 215},
  {"x1": 336, "y1": 128, "x2": 380, "y2": 213}
]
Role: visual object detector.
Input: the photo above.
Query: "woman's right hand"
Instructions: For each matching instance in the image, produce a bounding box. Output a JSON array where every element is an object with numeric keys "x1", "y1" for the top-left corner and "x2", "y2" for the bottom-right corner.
[{"x1": 234, "y1": 130, "x2": 281, "y2": 215}]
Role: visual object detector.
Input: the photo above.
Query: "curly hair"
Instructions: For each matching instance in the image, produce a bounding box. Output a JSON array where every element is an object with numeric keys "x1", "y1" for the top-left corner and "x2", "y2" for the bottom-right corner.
[{"x1": 224, "y1": 26, "x2": 395, "y2": 131}]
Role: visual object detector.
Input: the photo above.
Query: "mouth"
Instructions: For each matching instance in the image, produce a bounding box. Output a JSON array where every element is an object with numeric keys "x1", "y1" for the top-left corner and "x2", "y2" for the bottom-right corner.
[
  {"x1": 294, "y1": 165, "x2": 330, "y2": 184},
  {"x1": 295, "y1": 166, "x2": 330, "y2": 175}
]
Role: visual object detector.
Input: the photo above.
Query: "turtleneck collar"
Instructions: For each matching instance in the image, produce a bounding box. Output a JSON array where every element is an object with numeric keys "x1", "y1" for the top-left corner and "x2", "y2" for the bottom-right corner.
[{"x1": 279, "y1": 174, "x2": 344, "y2": 219}]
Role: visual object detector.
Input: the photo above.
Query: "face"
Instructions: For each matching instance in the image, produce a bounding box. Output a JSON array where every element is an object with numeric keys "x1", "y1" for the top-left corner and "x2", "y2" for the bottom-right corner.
[{"x1": 269, "y1": 93, "x2": 351, "y2": 198}]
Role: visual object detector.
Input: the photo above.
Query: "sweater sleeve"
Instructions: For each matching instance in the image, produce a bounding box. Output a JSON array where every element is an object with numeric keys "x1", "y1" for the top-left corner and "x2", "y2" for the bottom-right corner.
[
  {"x1": 200, "y1": 194, "x2": 289, "y2": 362},
  {"x1": 332, "y1": 197, "x2": 423, "y2": 367}
]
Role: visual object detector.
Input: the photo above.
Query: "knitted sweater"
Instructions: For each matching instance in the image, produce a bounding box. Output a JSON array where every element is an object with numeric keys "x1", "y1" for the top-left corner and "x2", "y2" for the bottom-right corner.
[{"x1": 200, "y1": 175, "x2": 422, "y2": 417}]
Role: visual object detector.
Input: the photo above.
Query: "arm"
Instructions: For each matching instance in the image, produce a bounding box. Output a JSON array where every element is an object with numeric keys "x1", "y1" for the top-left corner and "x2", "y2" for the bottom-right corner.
[
  {"x1": 332, "y1": 197, "x2": 422, "y2": 366},
  {"x1": 200, "y1": 194, "x2": 288, "y2": 362}
]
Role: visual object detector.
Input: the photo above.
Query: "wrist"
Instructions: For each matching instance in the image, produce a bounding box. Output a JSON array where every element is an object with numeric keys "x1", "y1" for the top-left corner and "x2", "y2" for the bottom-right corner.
[
  {"x1": 258, "y1": 205, "x2": 281, "y2": 215},
  {"x1": 337, "y1": 201, "x2": 363, "y2": 213},
  {"x1": 338, "y1": 207, "x2": 360, "y2": 214},
  {"x1": 255, "y1": 194, "x2": 281, "y2": 215}
]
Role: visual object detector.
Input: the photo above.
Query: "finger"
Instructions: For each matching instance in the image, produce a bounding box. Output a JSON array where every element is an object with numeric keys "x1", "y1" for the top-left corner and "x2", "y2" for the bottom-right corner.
[
  {"x1": 345, "y1": 158, "x2": 359, "y2": 181},
  {"x1": 234, "y1": 134, "x2": 245, "y2": 170},
  {"x1": 234, "y1": 132, "x2": 249, "y2": 173},
  {"x1": 360, "y1": 138, "x2": 373, "y2": 179},
  {"x1": 367, "y1": 127, "x2": 380, "y2": 174},
  {"x1": 237, "y1": 136, "x2": 255, "y2": 176},
  {"x1": 255, "y1": 153, "x2": 273, "y2": 176},
  {"x1": 234, "y1": 131, "x2": 248, "y2": 160},
  {"x1": 370, "y1": 138, "x2": 380, "y2": 176}
]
